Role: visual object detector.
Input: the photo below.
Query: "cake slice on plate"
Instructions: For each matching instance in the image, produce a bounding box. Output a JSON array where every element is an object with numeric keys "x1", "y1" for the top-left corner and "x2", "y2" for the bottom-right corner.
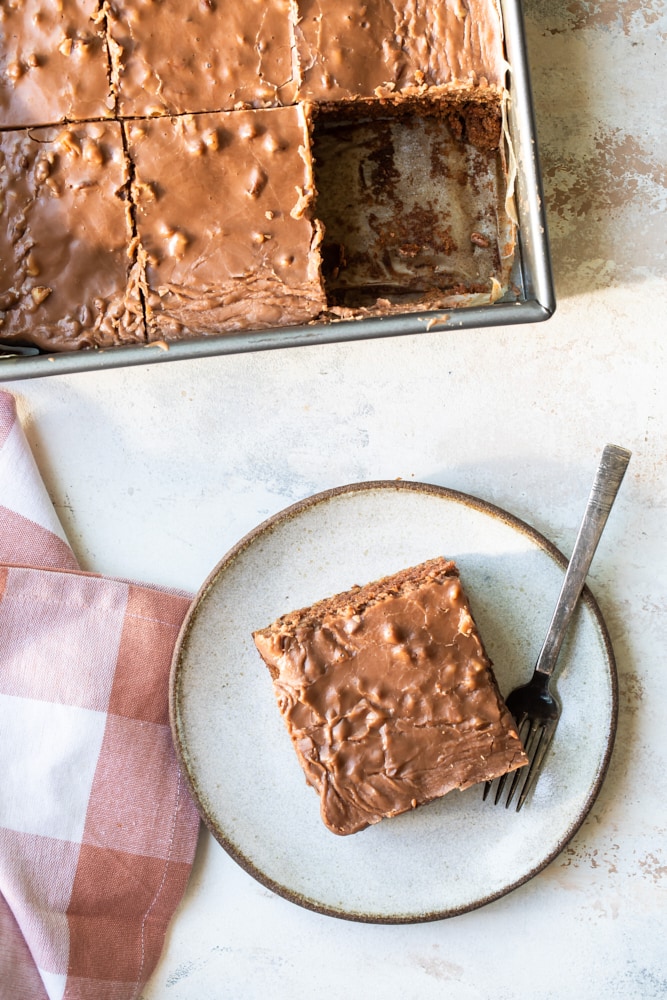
[{"x1": 253, "y1": 556, "x2": 527, "y2": 835}]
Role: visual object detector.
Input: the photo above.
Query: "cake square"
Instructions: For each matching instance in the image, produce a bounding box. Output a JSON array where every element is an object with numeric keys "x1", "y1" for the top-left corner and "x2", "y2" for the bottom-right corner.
[
  {"x1": 0, "y1": 0, "x2": 113, "y2": 129},
  {"x1": 1, "y1": 0, "x2": 517, "y2": 352},
  {"x1": 106, "y1": 0, "x2": 297, "y2": 118},
  {"x1": 292, "y1": 0, "x2": 507, "y2": 106},
  {"x1": 253, "y1": 557, "x2": 527, "y2": 836},
  {"x1": 126, "y1": 106, "x2": 326, "y2": 339},
  {"x1": 0, "y1": 122, "x2": 146, "y2": 352}
]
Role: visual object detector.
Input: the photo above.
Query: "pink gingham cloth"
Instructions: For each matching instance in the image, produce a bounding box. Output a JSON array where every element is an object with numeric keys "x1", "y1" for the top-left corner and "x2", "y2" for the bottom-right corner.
[{"x1": 0, "y1": 390, "x2": 201, "y2": 999}]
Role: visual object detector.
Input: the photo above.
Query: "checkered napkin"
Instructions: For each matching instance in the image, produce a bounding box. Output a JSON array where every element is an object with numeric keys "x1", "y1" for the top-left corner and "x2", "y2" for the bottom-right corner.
[{"x1": 0, "y1": 390, "x2": 201, "y2": 1000}]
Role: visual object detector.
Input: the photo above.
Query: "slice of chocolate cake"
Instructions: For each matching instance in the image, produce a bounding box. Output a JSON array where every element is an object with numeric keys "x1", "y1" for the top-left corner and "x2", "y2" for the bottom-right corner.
[
  {"x1": 253, "y1": 557, "x2": 527, "y2": 836},
  {"x1": 292, "y1": 0, "x2": 507, "y2": 114},
  {"x1": 126, "y1": 105, "x2": 326, "y2": 340},
  {"x1": 0, "y1": 0, "x2": 113, "y2": 129},
  {"x1": 0, "y1": 122, "x2": 146, "y2": 351},
  {"x1": 106, "y1": 0, "x2": 296, "y2": 118}
]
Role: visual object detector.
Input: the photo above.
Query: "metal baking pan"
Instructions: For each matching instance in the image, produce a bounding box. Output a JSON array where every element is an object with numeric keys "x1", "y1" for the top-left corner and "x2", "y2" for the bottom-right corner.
[{"x1": 0, "y1": 0, "x2": 554, "y2": 383}]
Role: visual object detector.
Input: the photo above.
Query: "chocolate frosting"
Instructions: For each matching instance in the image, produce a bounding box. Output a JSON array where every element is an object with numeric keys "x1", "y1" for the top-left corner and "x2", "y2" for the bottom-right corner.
[
  {"x1": 107, "y1": 0, "x2": 297, "y2": 118},
  {"x1": 0, "y1": 0, "x2": 113, "y2": 129},
  {"x1": 254, "y1": 558, "x2": 527, "y2": 836},
  {"x1": 127, "y1": 107, "x2": 325, "y2": 339},
  {"x1": 294, "y1": 0, "x2": 507, "y2": 104},
  {"x1": 0, "y1": 122, "x2": 145, "y2": 351}
]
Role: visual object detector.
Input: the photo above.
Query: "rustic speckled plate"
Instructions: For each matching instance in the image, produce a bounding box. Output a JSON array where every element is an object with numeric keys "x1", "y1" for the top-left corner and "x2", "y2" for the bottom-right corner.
[{"x1": 170, "y1": 481, "x2": 617, "y2": 923}]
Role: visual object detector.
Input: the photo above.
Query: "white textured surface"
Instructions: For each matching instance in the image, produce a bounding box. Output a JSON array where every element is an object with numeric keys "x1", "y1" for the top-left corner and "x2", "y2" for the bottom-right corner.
[{"x1": 6, "y1": 0, "x2": 667, "y2": 993}]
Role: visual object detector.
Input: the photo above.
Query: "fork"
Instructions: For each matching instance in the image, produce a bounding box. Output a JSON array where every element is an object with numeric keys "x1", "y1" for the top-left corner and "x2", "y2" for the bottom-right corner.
[{"x1": 484, "y1": 443, "x2": 631, "y2": 811}]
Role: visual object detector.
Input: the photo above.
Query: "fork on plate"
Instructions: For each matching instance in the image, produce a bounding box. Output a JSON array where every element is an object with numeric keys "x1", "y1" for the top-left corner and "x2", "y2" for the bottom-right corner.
[{"x1": 484, "y1": 443, "x2": 631, "y2": 811}]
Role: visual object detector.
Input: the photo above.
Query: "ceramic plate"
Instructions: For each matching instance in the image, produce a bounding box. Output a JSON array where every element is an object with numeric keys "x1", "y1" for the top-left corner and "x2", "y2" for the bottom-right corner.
[{"x1": 170, "y1": 481, "x2": 617, "y2": 923}]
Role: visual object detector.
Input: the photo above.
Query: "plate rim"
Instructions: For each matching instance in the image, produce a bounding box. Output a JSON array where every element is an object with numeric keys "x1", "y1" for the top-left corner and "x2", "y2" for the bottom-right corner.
[{"x1": 169, "y1": 479, "x2": 618, "y2": 923}]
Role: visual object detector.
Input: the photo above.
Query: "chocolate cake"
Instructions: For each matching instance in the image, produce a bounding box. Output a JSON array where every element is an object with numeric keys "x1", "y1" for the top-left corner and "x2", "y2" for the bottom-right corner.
[
  {"x1": 0, "y1": 0, "x2": 514, "y2": 352},
  {"x1": 0, "y1": 122, "x2": 144, "y2": 350},
  {"x1": 126, "y1": 107, "x2": 325, "y2": 339},
  {"x1": 0, "y1": 0, "x2": 112, "y2": 129},
  {"x1": 293, "y1": 0, "x2": 506, "y2": 108},
  {"x1": 253, "y1": 557, "x2": 527, "y2": 836}
]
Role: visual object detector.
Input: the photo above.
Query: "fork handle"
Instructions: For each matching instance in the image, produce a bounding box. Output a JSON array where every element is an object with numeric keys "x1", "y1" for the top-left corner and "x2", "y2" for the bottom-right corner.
[{"x1": 534, "y1": 444, "x2": 631, "y2": 678}]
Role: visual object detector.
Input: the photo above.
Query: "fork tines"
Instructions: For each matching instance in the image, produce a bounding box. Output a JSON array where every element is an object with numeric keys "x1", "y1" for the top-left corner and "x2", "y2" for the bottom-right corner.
[{"x1": 483, "y1": 714, "x2": 557, "y2": 811}]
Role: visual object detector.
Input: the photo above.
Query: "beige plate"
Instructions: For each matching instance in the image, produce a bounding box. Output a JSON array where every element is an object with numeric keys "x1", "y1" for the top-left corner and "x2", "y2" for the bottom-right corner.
[{"x1": 170, "y1": 481, "x2": 617, "y2": 923}]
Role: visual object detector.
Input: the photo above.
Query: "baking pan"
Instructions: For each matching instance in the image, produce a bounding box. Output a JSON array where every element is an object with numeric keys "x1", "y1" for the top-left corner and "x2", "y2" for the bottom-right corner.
[{"x1": 0, "y1": 0, "x2": 554, "y2": 382}]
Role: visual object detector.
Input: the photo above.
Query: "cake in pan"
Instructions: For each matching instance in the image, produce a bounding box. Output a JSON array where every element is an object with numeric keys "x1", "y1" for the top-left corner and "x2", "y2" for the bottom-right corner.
[
  {"x1": 126, "y1": 106, "x2": 326, "y2": 340},
  {"x1": 253, "y1": 557, "x2": 527, "y2": 836},
  {"x1": 0, "y1": 122, "x2": 144, "y2": 350},
  {"x1": 0, "y1": 0, "x2": 514, "y2": 352}
]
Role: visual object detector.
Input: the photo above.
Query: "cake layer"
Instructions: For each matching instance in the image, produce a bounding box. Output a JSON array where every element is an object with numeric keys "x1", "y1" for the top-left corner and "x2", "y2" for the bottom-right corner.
[
  {"x1": 0, "y1": 122, "x2": 146, "y2": 351},
  {"x1": 106, "y1": 0, "x2": 297, "y2": 118},
  {"x1": 126, "y1": 107, "x2": 326, "y2": 339},
  {"x1": 0, "y1": 0, "x2": 113, "y2": 129},
  {"x1": 293, "y1": 0, "x2": 507, "y2": 105},
  {"x1": 253, "y1": 557, "x2": 527, "y2": 836}
]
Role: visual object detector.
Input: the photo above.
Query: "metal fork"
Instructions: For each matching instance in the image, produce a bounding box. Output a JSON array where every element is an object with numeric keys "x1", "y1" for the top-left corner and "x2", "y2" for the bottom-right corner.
[{"x1": 484, "y1": 443, "x2": 631, "y2": 811}]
